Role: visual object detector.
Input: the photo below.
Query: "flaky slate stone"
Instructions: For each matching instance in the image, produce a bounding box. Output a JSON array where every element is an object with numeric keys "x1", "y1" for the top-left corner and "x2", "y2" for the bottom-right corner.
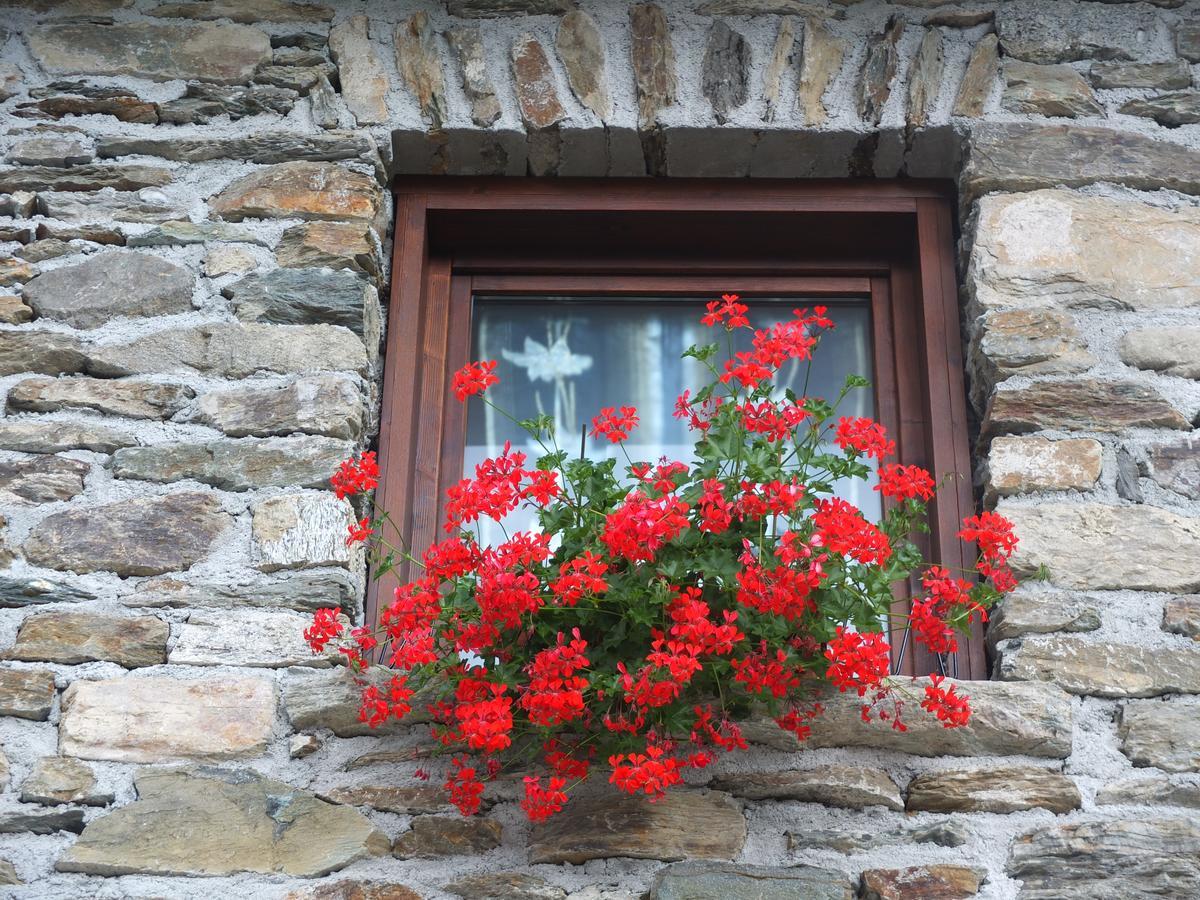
[
  {"x1": 0, "y1": 165, "x2": 171, "y2": 194},
  {"x1": 24, "y1": 492, "x2": 227, "y2": 576},
  {"x1": 38, "y1": 190, "x2": 181, "y2": 224},
  {"x1": 308, "y1": 76, "x2": 339, "y2": 129},
  {"x1": 8, "y1": 135, "x2": 93, "y2": 168},
  {"x1": 447, "y1": 0, "x2": 574, "y2": 15},
  {"x1": 88, "y1": 323, "x2": 368, "y2": 379},
  {"x1": 971, "y1": 309, "x2": 1094, "y2": 399},
  {"x1": 858, "y1": 17, "x2": 903, "y2": 126},
  {"x1": 529, "y1": 789, "x2": 745, "y2": 864},
  {"x1": 984, "y1": 380, "x2": 1190, "y2": 435},
  {"x1": 276, "y1": 222, "x2": 379, "y2": 278},
  {"x1": 1121, "y1": 92, "x2": 1200, "y2": 128},
  {"x1": 0, "y1": 668, "x2": 56, "y2": 720},
  {"x1": 252, "y1": 492, "x2": 356, "y2": 572},
  {"x1": 8, "y1": 377, "x2": 194, "y2": 421},
  {"x1": 112, "y1": 436, "x2": 350, "y2": 491},
  {"x1": 23, "y1": 253, "x2": 192, "y2": 330},
  {"x1": 1148, "y1": 441, "x2": 1200, "y2": 500},
  {"x1": 1008, "y1": 818, "x2": 1200, "y2": 899},
  {"x1": 651, "y1": 862, "x2": 854, "y2": 900},
  {"x1": 0, "y1": 296, "x2": 33, "y2": 325},
  {"x1": 446, "y1": 28, "x2": 502, "y2": 127},
  {"x1": 511, "y1": 33, "x2": 566, "y2": 131},
  {"x1": 322, "y1": 785, "x2": 451, "y2": 815},
  {"x1": 18, "y1": 239, "x2": 76, "y2": 264},
  {"x1": 761, "y1": 17, "x2": 795, "y2": 123},
  {"x1": 204, "y1": 246, "x2": 256, "y2": 277},
  {"x1": 170, "y1": 609, "x2": 336, "y2": 668},
  {"x1": 0, "y1": 807, "x2": 84, "y2": 835},
  {"x1": 952, "y1": 33, "x2": 998, "y2": 118},
  {"x1": 60, "y1": 677, "x2": 274, "y2": 763},
  {"x1": 907, "y1": 27, "x2": 944, "y2": 128},
  {"x1": 0, "y1": 331, "x2": 88, "y2": 377},
  {"x1": 284, "y1": 667, "x2": 404, "y2": 737},
  {"x1": 396, "y1": 12, "x2": 448, "y2": 130},
  {"x1": 284, "y1": 883, "x2": 422, "y2": 900},
  {"x1": 797, "y1": 16, "x2": 843, "y2": 126},
  {"x1": 1181, "y1": 23, "x2": 1200, "y2": 62},
  {"x1": 985, "y1": 437, "x2": 1102, "y2": 499},
  {"x1": 289, "y1": 734, "x2": 321, "y2": 760},
  {"x1": 96, "y1": 132, "x2": 370, "y2": 165},
  {"x1": 57, "y1": 768, "x2": 387, "y2": 877},
  {"x1": 1091, "y1": 61, "x2": 1192, "y2": 90},
  {"x1": 222, "y1": 268, "x2": 380, "y2": 342},
  {"x1": 129, "y1": 221, "x2": 269, "y2": 248},
  {"x1": 557, "y1": 10, "x2": 611, "y2": 122},
  {"x1": 393, "y1": 816, "x2": 502, "y2": 858},
  {"x1": 860, "y1": 866, "x2": 983, "y2": 900},
  {"x1": 151, "y1": 0, "x2": 332, "y2": 21},
  {"x1": 1121, "y1": 328, "x2": 1200, "y2": 379},
  {"x1": 997, "y1": 1, "x2": 1151, "y2": 64},
  {"x1": 906, "y1": 766, "x2": 1079, "y2": 814},
  {"x1": 1097, "y1": 775, "x2": 1200, "y2": 808},
  {"x1": 1119, "y1": 701, "x2": 1200, "y2": 773},
  {"x1": 328, "y1": 15, "x2": 389, "y2": 126},
  {"x1": 969, "y1": 190, "x2": 1200, "y2": 312},
  {"x1": 15, "y1": 92, "x2": 159, "y2": 126},
  {"x1": 963, "y1": 124, "x2": 1200, "y2": 202},
  {"x1": 185, "y1": 375, "x2": 364, "y2": 440},
  {"x1": 0, "y1": 258, "x2": 37, "y2": 285},
  {"x1": 27, "y1": 22, "x2": 270, "y2": 84},
  {"x1": 709, "y1": 765, "x2": 902, "y2": 810},
  {"x1": 1002, "y1": 502, "x2": 1200, "y2": 593},
  {"x1": 7, "y1": 611, "x2": 166, "y2": 668},
  {"x1": 750, "y1": 677, "x2": 1072, "y2": 758},
  {"x1": 158, "y1": 83, "x2": 297, "y2": 124},
  {"x1": 0, "y1": 576, "x2": 95, "y2": 609},
  {"x1": 1002, "y1": 61, "x2": 1102, "y2": 118},
  {"x1": 1000, "y1": 636, "x2": 1200, "y2": 698},
  {"x1": 0, "y1": 456, "x2": 89, "y2": 505},
  {"x1": 630, "y1": 4, "x2": 677, "y2": 128},
  {"x1": 988, "y1": 588, "x2": 1101, "y2": 646},
  {"x1": 127, "y1": 570, "x2": 356, "y2": 614},
  {"x1": 20, "y1": 757, "x2": 112, "y2": 807},
  {"x1": 211, "y1": 162, "x2": 385, "y2": 232},
  {"x1": 446, "y1": 872, "x2": 564, "y2": 900},
  {"x1": 702, "y1": 21, "x2": 750, "y2": 125},
  {"x1": 1164, "y1": 596, "x2": 1200, "y2": 639}
]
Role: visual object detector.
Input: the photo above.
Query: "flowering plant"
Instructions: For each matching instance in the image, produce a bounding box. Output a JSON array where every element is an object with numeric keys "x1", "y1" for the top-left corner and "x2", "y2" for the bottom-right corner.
[{"x1": 307, "y1": 295, "x2": 1017, "y2": 821}]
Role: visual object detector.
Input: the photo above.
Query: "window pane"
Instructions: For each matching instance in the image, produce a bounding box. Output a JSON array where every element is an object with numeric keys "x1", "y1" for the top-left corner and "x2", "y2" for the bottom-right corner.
[{"x1": 464, "y1": 296, "x2": 876, "y2": 544}]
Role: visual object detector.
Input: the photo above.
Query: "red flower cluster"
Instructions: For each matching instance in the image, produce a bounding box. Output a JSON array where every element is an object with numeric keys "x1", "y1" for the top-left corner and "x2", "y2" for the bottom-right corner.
[{"x1": 308, "y1": 297, "x2": 1017, "y2": 824}]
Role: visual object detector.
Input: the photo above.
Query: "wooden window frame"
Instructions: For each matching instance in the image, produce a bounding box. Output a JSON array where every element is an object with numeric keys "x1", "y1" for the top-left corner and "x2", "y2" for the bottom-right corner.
[{"x1": 376, "y1": 177, "x2": 982, "y2": 679}]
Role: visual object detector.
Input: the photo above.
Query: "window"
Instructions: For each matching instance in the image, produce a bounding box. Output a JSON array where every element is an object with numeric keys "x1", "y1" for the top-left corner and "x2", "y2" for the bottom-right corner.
[{"x1": 376, "y1": 179, "x2": 979, "y2": 678}]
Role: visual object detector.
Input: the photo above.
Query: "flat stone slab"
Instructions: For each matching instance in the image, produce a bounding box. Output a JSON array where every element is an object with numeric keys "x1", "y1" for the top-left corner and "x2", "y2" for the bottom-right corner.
[
  {"x1": 650, "y1": 862, "x2": 855, "y2": 900},
  {"x1": 57, "y1": 767, "x2": 388, "y2": 877},
  {"x1": 709, "y1": 765, "x2": 902, "y2": 810},
  {"x1": 59, "y1": 676, "x2": 275, "y2": 763},
  {"x1": 23, "y1": 252, "x2": 192, "y2": 330},
  {"x1": 169, "y1": 609, "x2": 337, "y2": 668},
  {"x1": 6, "y1": 611, "x2": 167, "y2": 668},
  {"x1": 126, "y1": 570, "x2": 357, "y2": 614},
  {"x1": 0, "y1": 668, "x2": 56, "y2": 720},
  {"x1": 20, "y1": 757, "x2": 112, "y2": 807},
  {"x1": 185, "y1": 375, "x2": 365, "y2": 440},
  {"x1": 210, "y1": 162, "x2": 385, "y2": 232},
  {"x1": 1119, "y1": 701, "x2": 1200, "y2": 773},
  {"x1": 251, "y1": 492, "x2": 356, "y2": 572},
  {"x1": 906, "y1": 765, "x2": 1080, "y2": 814},
  {"x1": 999, "y1": 636, "x2": 1200, "y2": 698}
]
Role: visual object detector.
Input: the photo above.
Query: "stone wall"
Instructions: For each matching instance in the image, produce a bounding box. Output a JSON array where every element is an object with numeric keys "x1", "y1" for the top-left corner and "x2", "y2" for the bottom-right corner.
[{"x1": 0, "y1": 0, "x2": 1198, "y2": 897}]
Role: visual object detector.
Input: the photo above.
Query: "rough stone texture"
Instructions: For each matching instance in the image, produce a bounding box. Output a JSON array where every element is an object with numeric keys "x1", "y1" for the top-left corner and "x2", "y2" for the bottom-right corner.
[
  {"x1": 1000, "y1": 636, "x2": 1200, "y2": 698},
  {"x1": 0, "y1": 455, "x2": 77, "y2": 504},
  {"x1": 1002, "y1": 502, "x2": 1200, "y2": 593},
  {"x1": 446, "y1": 27, "x2": 502, "y2": 127},
  {"x1": 27, "y1": 22, "x2": 271, "y2": 84},
  {"x1": 276, "y1": 221, "x2": 379, "y2": 278},
  {"x1": 20, "y1": 757, "x2": 112, "y2": 807},
  {"x1": 0, "y1": 295, "x2": 33, "y2": 325},
  {"x1": 0, "y1": 576, "x2": 96, "y2": 610},
  {"x1": 112, "y1": 436, "x2": 350, "y2": 491},
  {"x1": 907, "y1": 27, "x2": 943, "y2": 128},
  {"x1": 988, "y1": 588, "x2": 1101, "y2": 645},
  {"x1": 702, "y1": 21, "x2": 751, "y2": 125},
  {"x1": 557, "y1": 10, "x2": 611, "y2": 123},
  {"x1": 283, "y1": 883, "x2": 422, "y2": 900},
  {"x1": 59, "y1": 677, "x2": 274, "y2": 763},
  {"x1": 760, "y1": 17, "x2": 795, "y2": 124},
  {"x1": 128, "y1": 570, "x2": 356, "y2": 614},
  {"x1": 963, "y1": 124, "x2": 1200, "y2": 202},
  {"x1": 1002, "y1": 61, "x2": 1103, "y2": 118},
  {"x1": 0, "y1": 164, "x2": 172, "y2": 194},
  {"x1": 969, "y1": 190, "x2": 1200, "y2": 312},
  {"x1": 651, "y1": 862, "x2": 854, "y2": 900},
  {"x1": 23, "y1": 492, "x2": 228, "y2": 576},
  {"x1": 1008, "y1": 818, "x2": 1200, "y2": 899},
  {"x1": 1119, "y1": 701, "x2": 1200, "y2": 773},
  {"x1": 797, "y1": 15, "x2": 843, "y2": 126},
  {"x1": 997, "y1": 1, "x2": 1151, "y2": 64},
  {"x1": 709, "y1": 765, "x2": 902, "y2": 810},
  {"x1": 88, "y1": 323, "x2": 368, "y2": 379},
  {"x1": 529, "y1": 790, "x2": 746, "y2": 864},
  {"x1": 1121, "y1": 328, "x2": 1200, "y2": 380},
  {"x1": 222, "y1": 268, "x2": 380, "y2": 342},
  {"x1": 984, "y1": 380, "x2": 1190, "y2": 435},
  {"x1": 158, "y1": 83, "x2": 297, "y2": 124},
  {"x1": 630, "y1": 3, "x2": 677, "y2": 128},
  {"x1": 396, "y1": 12, "x2": 447, "y2": 130},
  {"x1": 21, "y1": 252, "x2": 193, "y2": 329},
  {"x1": 37, "y1": 190, "x2": 182, "y2": 224},
  {"x1": 7, "y1": 376, "x2": 194, "y2": 420},
  {"x1": 906, "y1": 766, "x2": 1080, "y2": 814},
  {"x1": 1148, "y1": 441, "x2": 1200, "y2": 501},
  {"x1": 0, "y1": 807, "x2": 85, "y2": 835},
  {"x1": 210, "y1": 162, "x2": 385, "y2": 232},
  {"x1": 8, "y1": 134, "x2": 93, "y2": 168},
  {"x1": 58, "y1": 767, "x2": 387, "y2": 877},
  {"x1": 859, "y1": 866, "x2": 984, "y2": 900},
  {"x1": 445, "y1": 872, "x2": 565, "y2": 900},
  {"x1": 971, "y1": 309, "x2": 1094, "y2": 399},
  {"x1": 858, "y1": 17, "x2": 903, "y2": 127},
  {"x1": 251, "y1": 492, "x2": 356, "y2": 572},
  {"x1": 322, "y1": 785, "x2": 451, "y2": 815},
  {"x1": 1165, "y1": 596, "x2": 1200, "y2": 639},
  {"x1": 0, "y1": 668, "x2": 55, "y2": 720},
  {"x1": 1091, "y1": 60, "x2": 1193, "y2": 90},
  {"x1": 752, "y1": 677, "x2": 1073, "y2": 758},
  {"x1": 447, "y1": 0, "x2": 574, "y2": 15},
  {"x1": 986, "y1": 437, "x2": 1102, "y2": 499},
  {"x1": 511, "y1": 33, "x2": 566, "y2": 131},
  {"x1": 16, "y1": 92, "x2": 160, "y2": 125},
  {"x1": 1180, "y1": 22, "x2": 1200, "y2": 62},
  {"x1": 6, "y1": 611, "x2": 167, "y2": 668},
  {"x1": 1096, "y1": 775, "x2": 1200, "y2": 808},
  {"x1": 186, "y1": 376, "x2": 365, "y2": 440},
  {"x1": 1121, "y1": 92, "x2": 1200, "y2": 128},
  {"x1": 0, "y1": 331, "x2": 88, "y2": 378},
  {"x1": 284, "y1": 667, "x2": 405, "y2": 737},
  {"x1": 97, "y1": 132, "x2": 371, "y2": 165},
  {"x1": 170, "y1": 609, "x2": 336, "y2": 668},
  {"x1": 329, "y1": 15, "x2": 389, "y2": 125},
  {"x1": 393, "y1": 816, "x2": 502, "y2": 858}
]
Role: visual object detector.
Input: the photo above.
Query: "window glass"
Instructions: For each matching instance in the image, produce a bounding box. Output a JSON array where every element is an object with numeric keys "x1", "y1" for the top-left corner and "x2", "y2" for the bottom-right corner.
[{"x1": 465, "y1": 296, "x2": 876, "y2": 544}]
